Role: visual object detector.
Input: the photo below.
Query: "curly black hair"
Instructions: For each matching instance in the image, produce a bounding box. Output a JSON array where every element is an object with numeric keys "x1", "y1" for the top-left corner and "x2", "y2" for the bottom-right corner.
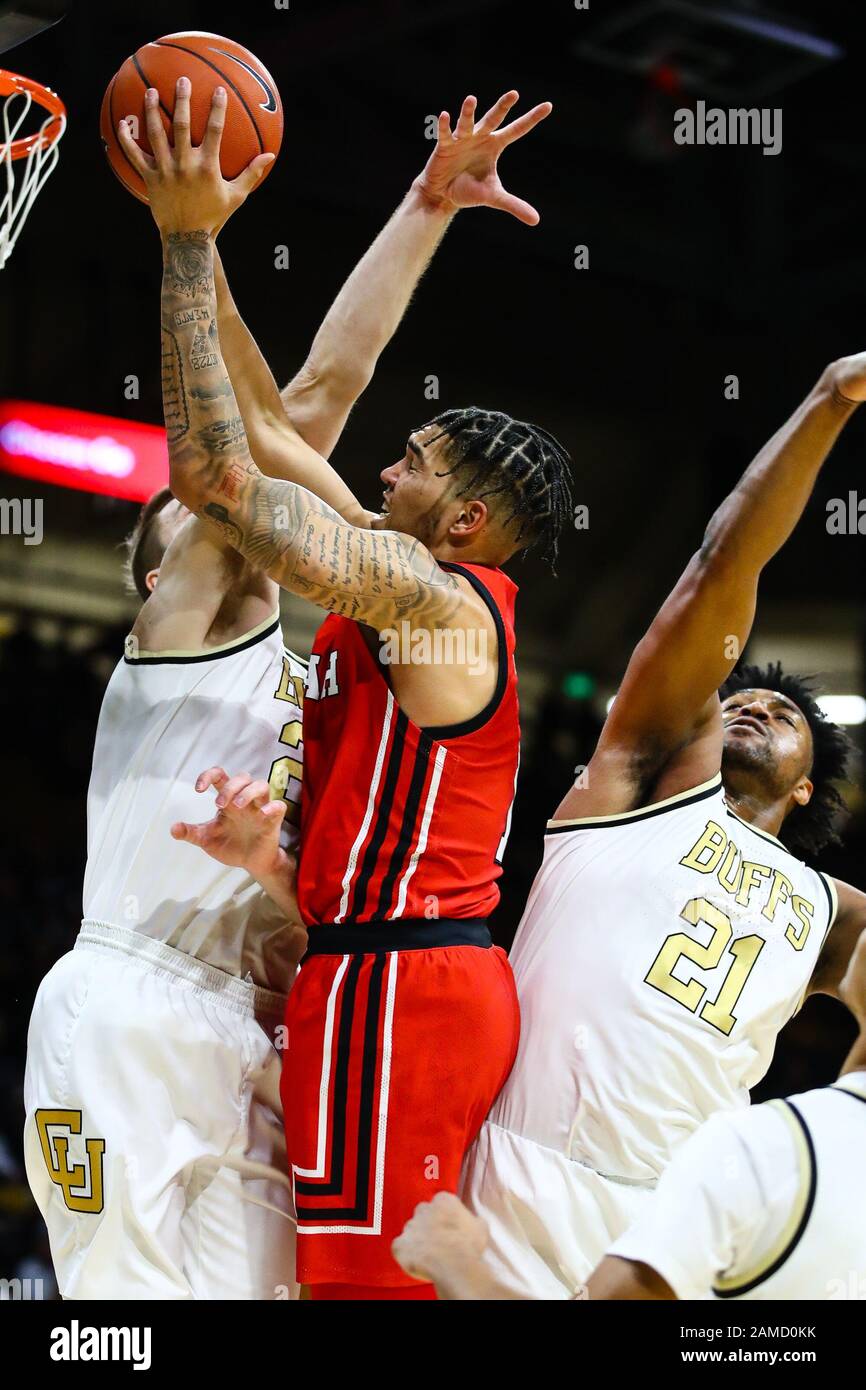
[
  {"x1": 719, "y1": 661, "x2": 852, "y2": 858},
  {"x1": 418, "y1": 406, "x2": 574, "y2": 570}
]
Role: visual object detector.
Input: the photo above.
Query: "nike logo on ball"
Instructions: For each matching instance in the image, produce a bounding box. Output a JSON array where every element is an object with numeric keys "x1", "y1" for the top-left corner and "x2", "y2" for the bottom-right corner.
[{"x1": 209, "y1": 50, "x2": 278, "y2": 112}]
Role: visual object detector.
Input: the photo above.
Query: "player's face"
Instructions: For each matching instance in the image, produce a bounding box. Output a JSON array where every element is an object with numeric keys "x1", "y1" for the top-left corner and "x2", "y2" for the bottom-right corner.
[
  {"x1": 721, "y1": 689, "x2": 813, "y2": 797},
  {"x1": 373, "y1": 427, "x2": 458, "y2": 546}
]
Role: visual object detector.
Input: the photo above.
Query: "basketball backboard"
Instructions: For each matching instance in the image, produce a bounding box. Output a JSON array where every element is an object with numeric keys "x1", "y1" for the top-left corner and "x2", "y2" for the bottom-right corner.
[{"x1": 0, "y1": 0, "x2": 67, "y2": 57}]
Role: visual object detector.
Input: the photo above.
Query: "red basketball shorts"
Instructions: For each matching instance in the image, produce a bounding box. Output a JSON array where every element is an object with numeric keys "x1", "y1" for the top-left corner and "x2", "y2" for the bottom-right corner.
[{"x1": 280, "y1": 920, "x2": 520, "y2": 1289}]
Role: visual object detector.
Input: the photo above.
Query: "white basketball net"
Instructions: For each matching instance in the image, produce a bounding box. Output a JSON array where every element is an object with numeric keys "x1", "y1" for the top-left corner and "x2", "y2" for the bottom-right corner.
[{"x1": 0, "y1": 87, "x2": 65, "y2": 269}]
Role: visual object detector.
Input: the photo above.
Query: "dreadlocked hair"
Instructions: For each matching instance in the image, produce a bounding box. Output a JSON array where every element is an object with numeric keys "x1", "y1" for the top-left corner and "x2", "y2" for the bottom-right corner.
[
  {"x1": 720, "y1": 661, "x2": 852, "y2": 858},
  {"x1": 420, "y1": 406, "x2": 573, "y2": 569}
]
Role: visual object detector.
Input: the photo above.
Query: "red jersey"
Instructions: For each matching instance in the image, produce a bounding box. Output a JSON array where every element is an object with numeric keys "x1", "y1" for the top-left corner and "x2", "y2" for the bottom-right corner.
[{"x1": 297, "y1": 561, "x2": 520, "y2": 925}]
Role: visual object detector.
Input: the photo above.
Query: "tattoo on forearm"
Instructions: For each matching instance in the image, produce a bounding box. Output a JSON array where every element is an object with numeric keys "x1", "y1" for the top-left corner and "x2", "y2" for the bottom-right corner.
[
  {"x1": 161, "y1": 327, "x2": 188, "y2": 443},
  {"x1": 189, "y1": 380, "x2": 234, "y2": 401},
  {"x1": 174, "y1": 306, "x2": 210, "y2": 326},
  {"x1": 196, "y1": 415, "x2": 247, "y2": 454},
  {"x1": 160, "y1": 228, "x2": 462, "y2": 629},
  {"x1": 189, "y1": 326, "x2": 218, "y2": 370},
  {"x1": 164, "y1": 230, "x2": 213, "y2": 300},
  {"x1": 216, "y1": 461, "x2": 248, "y2": 502}
]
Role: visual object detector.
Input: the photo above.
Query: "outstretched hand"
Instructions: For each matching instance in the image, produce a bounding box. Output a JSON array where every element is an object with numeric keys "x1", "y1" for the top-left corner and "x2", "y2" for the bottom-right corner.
[
  {"x1": 171, "y1": 766, "x2": 290, "y2": 884},
  {"x1": 116, "y1": 76, "x2": 274, "y2": 236},
  {"x1": 414, "y1": 90, "x2": 552, "y2": 226}
]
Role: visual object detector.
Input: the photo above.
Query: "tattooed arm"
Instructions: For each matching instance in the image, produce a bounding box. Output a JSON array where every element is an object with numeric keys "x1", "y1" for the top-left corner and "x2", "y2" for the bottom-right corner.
[
  {"x1": 210, "y1": 91, "x2": 551, "y2": 512},
  {"x1": 162, "y1": 228, "x2": 465, "y2": 632}
]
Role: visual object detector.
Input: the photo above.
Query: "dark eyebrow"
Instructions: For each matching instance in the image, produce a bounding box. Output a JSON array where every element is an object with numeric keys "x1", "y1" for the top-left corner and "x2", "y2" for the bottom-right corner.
[{"x1": 407, "y1": 437, "x2": 424, "y2": 460}]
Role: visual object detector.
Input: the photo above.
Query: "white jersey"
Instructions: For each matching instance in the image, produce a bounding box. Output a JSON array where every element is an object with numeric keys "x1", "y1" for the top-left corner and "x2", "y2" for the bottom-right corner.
[
  {"x1": 84, "y1": 610, "x2": 306, "y2": 994},
  {"x1": 611, "y1": 1070, "x2": 866, "y2": 1300},
  {"x1": 490, "y1": 774, "x2": 837, "y2": 1181}
]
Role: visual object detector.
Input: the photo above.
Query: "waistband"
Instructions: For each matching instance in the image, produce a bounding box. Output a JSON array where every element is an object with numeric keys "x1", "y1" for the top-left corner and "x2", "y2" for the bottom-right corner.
[
  {"x1": 303, "y1": 918, "x2": 492, "y2": 956},
  {"x1": 77, "y1": 920, "x2": 287, "y2": 1020}
]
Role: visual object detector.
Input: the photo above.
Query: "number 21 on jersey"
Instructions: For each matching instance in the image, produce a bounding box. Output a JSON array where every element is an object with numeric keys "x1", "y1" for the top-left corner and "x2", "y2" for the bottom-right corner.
[{"x1": 645, "y1": 896, "x2": 765, "y2": 1036}]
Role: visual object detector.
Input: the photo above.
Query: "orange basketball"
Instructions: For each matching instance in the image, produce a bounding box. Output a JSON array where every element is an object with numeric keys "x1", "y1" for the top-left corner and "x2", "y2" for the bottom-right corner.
[{"x1": 99, "y1": 31, "x2": 283, "y2": 203}]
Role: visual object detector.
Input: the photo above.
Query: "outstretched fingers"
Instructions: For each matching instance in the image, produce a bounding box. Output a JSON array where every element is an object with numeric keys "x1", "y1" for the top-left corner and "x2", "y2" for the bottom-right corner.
[
  {"x1": 172, "y1": 75, "x2": 192, "y2": 163},
  {"x1": 116, "y1": 115, "x2": 155, "y2": 176},
  {"x1": 143, "y1": 87, "x2": 171, "y2": 167},
  {"x1": 455, "y1": 94, "x2": 477, "y2": 138},
  {"x1": 201, "y1": 86, "x2": 227, "y2": 162},
  {"x1": 476, "y1": 89, "x2": 519, "y2": 134},
  {"x1": 499, "y1": 100, "x2": 553, "y2": 147},
  {"x1": 491, "y1": 185, "x2": 540, "y2": 226},
  {"x1": 229, "y1": 151, "x2": 275, "y2": 197}
]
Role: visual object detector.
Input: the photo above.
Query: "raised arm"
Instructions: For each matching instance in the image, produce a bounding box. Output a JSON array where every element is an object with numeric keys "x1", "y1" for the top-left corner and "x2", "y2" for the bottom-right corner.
[
  {"x1": 166, "y1": 229, "x2": 462, "y2": 632},
  {"x1": 208, "y1": 91, "x2": 551, "y2": 510},
  {"x1": 557, "y1": 360, "x2": 864, "y2": 819},
  {"x1": 120, "y1": 82, "x2": 482, "y2": 636}
]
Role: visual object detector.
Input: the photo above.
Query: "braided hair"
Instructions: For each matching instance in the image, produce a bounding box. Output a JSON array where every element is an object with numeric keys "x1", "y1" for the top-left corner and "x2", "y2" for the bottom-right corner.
[
  {"x1": 720, "y1": 661, "x2": 851, "y2": 858},
  {"x1": 418, "y1": 406, "x2": 573, "y2": 569}
]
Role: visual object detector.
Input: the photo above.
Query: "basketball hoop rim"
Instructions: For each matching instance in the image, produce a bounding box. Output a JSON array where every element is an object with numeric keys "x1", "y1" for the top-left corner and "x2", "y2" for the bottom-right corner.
[{"x1": 0, "y1": 68, "x2": 66, "y2": 160}]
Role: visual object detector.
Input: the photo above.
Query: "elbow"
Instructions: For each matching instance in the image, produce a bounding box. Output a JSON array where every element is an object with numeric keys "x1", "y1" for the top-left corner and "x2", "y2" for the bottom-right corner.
[
  {"x1": 168, "y1": 449, "x2": 207, "y2": 513},
  {"x1": 286, "y1": 356, "x2": 374, "y2": 411}
]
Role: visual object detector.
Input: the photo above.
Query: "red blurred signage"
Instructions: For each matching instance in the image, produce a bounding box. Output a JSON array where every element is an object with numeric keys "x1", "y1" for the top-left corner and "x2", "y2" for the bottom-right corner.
[{"x1": 0, "y1": 400, "x2": 168, "y2": 502}]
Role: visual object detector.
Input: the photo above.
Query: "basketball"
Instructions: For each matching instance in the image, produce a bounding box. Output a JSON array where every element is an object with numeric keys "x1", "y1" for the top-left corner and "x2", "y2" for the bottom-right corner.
[{"x1": 99, "y1": 31, "x2": 283, "y2": 202}]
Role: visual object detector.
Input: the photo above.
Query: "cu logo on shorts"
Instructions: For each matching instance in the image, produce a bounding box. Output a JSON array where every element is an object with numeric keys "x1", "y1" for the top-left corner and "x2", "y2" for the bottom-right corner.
[{"x1": 35, "y1": 1109, "x2": 106, "y2": 1214}]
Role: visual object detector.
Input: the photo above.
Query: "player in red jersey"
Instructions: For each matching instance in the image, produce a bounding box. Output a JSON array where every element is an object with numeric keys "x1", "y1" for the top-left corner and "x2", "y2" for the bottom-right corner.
[{"x1": 121, "y1": 81, "x2": 572, "y2": 1297}]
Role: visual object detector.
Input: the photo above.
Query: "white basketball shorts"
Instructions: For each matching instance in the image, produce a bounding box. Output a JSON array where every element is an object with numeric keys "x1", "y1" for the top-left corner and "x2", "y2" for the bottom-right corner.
[
  {"x1": 23, "y1": 922, "x2": 297, "y2": 1301},
  {"x1": 461, "y1": 1119, "x2": 656, "y2": 1299}
]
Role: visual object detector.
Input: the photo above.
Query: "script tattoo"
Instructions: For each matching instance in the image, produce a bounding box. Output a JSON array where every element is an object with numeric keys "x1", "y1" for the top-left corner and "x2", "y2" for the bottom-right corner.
[
  {"x1": 173, "y1": 306, "x2": 211, "y2": 327},
  {"x1": 159, "y1": 227, "x2": 464, "y2": 633}
]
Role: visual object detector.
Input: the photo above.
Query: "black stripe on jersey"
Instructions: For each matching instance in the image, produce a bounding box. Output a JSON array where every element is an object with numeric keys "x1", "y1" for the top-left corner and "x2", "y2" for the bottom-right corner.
[
  {"x1": 833, "y1": 1084, "x2": 866, "y2": 1106},
  {"x1": 123, "y1": 614, "x2": 281, "y2": 665},
  {"x1": 423, "y1": 563, "x2": 508, "y2": 740},
  {"x1": 345, "y1": 710, "x2": 409, "y2": 922},
  {"x1": 294, "y1": 953, "x2": 386, "y2": 1223},
  {"x1": 713, "y1": 1100, "x2": 817, "y2": 1299},
  {"x1": 546, "y1": 778, "x2": 721, "y2": 835},
  {"x1": 374, "y1": 733, "x2": 434, "y2": 919}
]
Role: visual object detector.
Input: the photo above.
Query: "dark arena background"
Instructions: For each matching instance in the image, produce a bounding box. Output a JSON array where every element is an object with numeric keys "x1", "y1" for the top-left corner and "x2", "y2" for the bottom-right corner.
[{"x1": 1, "y1": 0, "x2": 865, "y2": 1302}]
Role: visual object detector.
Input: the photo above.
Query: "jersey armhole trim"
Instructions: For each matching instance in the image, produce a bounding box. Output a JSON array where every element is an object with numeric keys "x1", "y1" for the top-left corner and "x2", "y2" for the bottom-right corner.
[
  {"x1": 818, "y1": 872, "x2": 839, "y2": 931},
  {"x1": 712, "y1": 1099, "x2": 816, "y2": 1299},
  {"x1": 421, "y1": 562, "x2": 509, "y2": 741},
  {"x1": 831, "y1": 1075, "x2": 866, "y2": 1105},
  {"x1": 123, "y1": 610, "x2": 281, "y2": 665},
  {"x1": 546, "y1": 773, "x2": 722, "y2": 833}
]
